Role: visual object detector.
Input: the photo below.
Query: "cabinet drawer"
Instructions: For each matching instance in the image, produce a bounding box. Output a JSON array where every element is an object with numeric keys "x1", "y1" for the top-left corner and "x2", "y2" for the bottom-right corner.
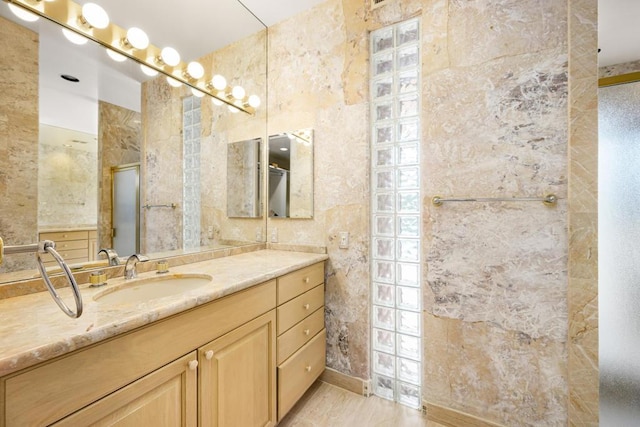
[
  {"x1": 41, "y1": 248, "x2": 88, "y2": 261},
  {"x1": 277, "y1": 284, "x2": 324, "y2": 335},
  {"x1": 277, "y1": 329, "x2": 326, "y2": 420},
  {"x1": 277, "y1": 262, "x2": 324, "y2": 305},
  {"x1": 277, "y1": 307, "x2": 324, "y2": 365},
  {"x1": 89, "y1": 230, "x2": 98, "y2": 239},
  {"x1": 40, "y1": 231, "x2": 89, "y2": 241}
]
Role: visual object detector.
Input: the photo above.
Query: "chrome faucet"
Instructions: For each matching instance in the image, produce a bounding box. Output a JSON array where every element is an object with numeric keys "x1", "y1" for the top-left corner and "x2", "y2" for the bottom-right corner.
[
  {"x1": 98, "y1": 248, "x2": 120, "y2": 266},
  {"x1": 124, "y1": 254, "x2": 149, "y2": 279}
]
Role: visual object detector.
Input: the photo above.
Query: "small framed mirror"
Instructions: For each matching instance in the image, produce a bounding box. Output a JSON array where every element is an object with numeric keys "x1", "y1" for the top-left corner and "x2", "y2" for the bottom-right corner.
[
  {"x1": 268, "y1": 129, "x2": 313, "y2": 218},
  {"x1": 227, "y1": 138, "x2": 263, "y2": 218}
]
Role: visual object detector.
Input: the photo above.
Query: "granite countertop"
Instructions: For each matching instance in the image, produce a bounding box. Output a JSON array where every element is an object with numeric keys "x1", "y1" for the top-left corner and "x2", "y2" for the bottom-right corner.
[{"x1": 0, "y1": 249, "x2": 328, "y2": 378}]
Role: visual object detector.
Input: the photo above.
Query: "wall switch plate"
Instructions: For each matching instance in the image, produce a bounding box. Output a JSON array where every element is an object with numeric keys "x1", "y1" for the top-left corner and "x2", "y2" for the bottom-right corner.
[
  {"x1": 339, "y1": 231, "x2": 349, "y2": 249},
  {"x1": 271, "y1": 227, "x2": 278, "y2": 243}
]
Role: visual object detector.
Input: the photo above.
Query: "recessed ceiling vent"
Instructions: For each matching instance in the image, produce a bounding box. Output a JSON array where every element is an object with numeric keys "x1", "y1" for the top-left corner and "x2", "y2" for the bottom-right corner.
[{"x1": 371, "y1": 0, "x2": 388, "y2": 10}]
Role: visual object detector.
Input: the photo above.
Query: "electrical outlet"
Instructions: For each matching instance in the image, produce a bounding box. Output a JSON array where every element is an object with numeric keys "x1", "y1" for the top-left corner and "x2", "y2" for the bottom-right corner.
[
  {"x1": 270, "y1": 227, "x2": 278, "y2": 243},
  {"x1": 207, "y1": 226, "x2": 214, "y2": 239},
  {"x1": 339, "y1": 231, "x2": 349, "y2": 249}
]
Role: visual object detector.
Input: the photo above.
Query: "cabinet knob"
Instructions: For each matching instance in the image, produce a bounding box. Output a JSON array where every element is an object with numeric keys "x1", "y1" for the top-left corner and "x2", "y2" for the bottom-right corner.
[
  {"x1": 303, "y1": 303, "x2": 310, "y2": 310},
  {"x1": 188, "y1": 360, "x2": 198, "y2": 371},
  {"x1": 303, "y1": 329, "x2": 310, "y2": 336},
  {"x1": 305, "y1": 365, "x2": 312, "y2": 372},
  {"x1": 205, "y1": 350, "x2": 214, "y2": 360},
  {"x1": 303, "y1": 277, "x2": 310, "y2": 284}
]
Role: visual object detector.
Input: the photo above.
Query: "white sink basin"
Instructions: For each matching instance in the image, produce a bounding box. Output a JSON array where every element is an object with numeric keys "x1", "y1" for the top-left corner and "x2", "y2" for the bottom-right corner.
[{"x1": 93, "y1": 274, "x2": 212, "y2": 304}]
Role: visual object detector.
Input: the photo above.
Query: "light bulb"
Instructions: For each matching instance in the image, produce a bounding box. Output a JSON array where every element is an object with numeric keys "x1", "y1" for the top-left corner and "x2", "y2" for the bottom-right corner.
[
  {"x1": 211, "y1": 75, "x2": 227, "y2": 91},
  {"x1": 186, "y1": 62, "x2": 204, "y2": 79},
  {"x1": 8, "y1": 3, "x2": 39, "y2": 22},
  {"x1": 140, "y1": 64, "x2": 158, "y2": 77},
  {"x1": 81, "y1": 3, "x2": 109, "y2": 29},
  {"x1": 62, "y1": 28, "x2": 88, "y2": 45},
  {"x1": 160, "y1": 47, "x2": 180, "y2": 67},
  {"x1": 228, "y1": 105, "x2": 240, "y2": 114},
  {"x1": 247, "y1": 95, "x2": 261, "y2": 108},
  {"x1": 211, "y1": 98, "x2": 224, "y2": 106},
  {"x1": 166, "y1": 76, "x2": 182, "y2": 88},
  {"x1": 106, "y1": 49, "x2": 126, "y2": 62},
  {"x1": 231, "y1": 86, "x2": 245, "y2": 100},
  {"x1": 191, "y1": 88, "x2": 205, "y2": 98},
  {"x1": 125, "y1": 27, "x2": 149, "y2": 50}
]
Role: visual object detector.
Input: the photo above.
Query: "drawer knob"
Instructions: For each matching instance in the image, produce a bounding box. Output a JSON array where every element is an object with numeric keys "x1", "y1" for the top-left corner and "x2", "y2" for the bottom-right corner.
[
  {"x1": 188, "y1": 360, "x2": 199, "y2": 371},
  {"x1": 303, "y1": 277, "x2": 310, "y2": 284},
  {"x1": 303, "y1": 303, "x2": 310, "y2": 310},
  {"x1": 305, "y1": 365, "x2": 312, "y2": 372},
  {"x1": 205, "y1": 350, "x2": 214, "y2": 360},
  {"x1": 303, "y1": 329, "x2": 310, "y2": 336}
]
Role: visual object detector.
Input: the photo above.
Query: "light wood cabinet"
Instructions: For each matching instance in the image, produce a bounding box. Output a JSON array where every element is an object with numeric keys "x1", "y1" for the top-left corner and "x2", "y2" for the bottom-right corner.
[
  {"x1": 1, "y1": 261, "x2": 326, "y2": 427},
  {"x1": 52, "y1": 352, "x2": 198, "y2": 427},
  {"x1": 275, "y1": 262, "x2": 326, "y2": 421},
  {"x1": 199, "y1": 311, "x2": 276, "y2": 427},
  {"x1": 2, "y1": 280, "x2": 275, "y2": 427},
  {"x1": 39, "y1": 228, "x2": 98, "y2": 266}
]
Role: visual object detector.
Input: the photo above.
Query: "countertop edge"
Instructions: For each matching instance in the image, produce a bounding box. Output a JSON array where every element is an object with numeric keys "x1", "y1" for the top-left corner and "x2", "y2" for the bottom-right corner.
[{"x1": 0, "y1": 250, "x2": 328, "y2": 378}]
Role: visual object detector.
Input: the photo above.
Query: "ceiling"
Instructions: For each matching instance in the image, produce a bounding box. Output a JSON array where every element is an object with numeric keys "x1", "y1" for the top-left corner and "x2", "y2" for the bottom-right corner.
[{"x1": 597, "y1": 0, "x2": 640, "y2": 67}]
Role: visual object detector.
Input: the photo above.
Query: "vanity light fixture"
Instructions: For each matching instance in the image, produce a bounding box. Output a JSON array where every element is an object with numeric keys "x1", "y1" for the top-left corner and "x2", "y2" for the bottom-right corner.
[
  {"x1": 247, "y1": 94, "x2": 261, "y2": 108},
  {"x1": 6, "y1": 0, "x2": 260, "y2": 114},
  {"x1": 191, "y1": 88, "x2": 205, "y2": 98},
  {"x1": 123, "y1": 27, "x2": 149, "y2": 50},
  {"x1": 211, "y1": 98, "x2": 224, "y2": 106},
  {"x1": 7, "y1": 3, "x2": 38, "y2": 21},
  {"x1": 166, "y1": 76, "x2": 182, "y2": 88},
  {"x1": 186, "y1": 61, "x2": 205, "y2": 80},
  {"x1": 159, "y1": 47, "x2": 181, "y2": 67},
  {"x1": 210, "y1": 74, "x2": 227, "y2": 91},
  {"x1": 80, "y1": 3, "x2": 109, "y2": 29},
  {"x1": 106, "y1": 48, "x2": 127, "y2": 62},
  {"x1": 140, "y1": 64, "x2": 159, "y2": 77},
  {"x1": 231, "y1": 85, "x2": 246, "y2": 100},
  {"x1": 62, "y1": 27, "x2": 88, "y2": 45}
]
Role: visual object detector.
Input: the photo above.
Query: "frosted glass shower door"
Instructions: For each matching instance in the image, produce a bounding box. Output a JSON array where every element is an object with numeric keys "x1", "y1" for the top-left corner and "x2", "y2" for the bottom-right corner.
[
  {"x1": 112, "y1": 164, "x2": 140, "y2": 256},
  {"x1": 599, "y1": 81, "x2": 640, "y2": 425}
]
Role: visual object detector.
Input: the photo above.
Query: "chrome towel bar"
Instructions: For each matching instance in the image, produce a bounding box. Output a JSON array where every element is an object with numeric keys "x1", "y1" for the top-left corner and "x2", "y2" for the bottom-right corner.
[
  {"x1": 432, "y1": 194, "x2": 558, "y2": 207},
  {"x1": 0, "y1": 238, "x2": 83, "y2": 318}
]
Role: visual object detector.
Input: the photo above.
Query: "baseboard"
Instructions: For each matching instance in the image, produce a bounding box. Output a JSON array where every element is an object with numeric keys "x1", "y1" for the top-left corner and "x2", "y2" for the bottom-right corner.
[
  {"x1": 423, "y1": 401, "x2": 504, "y2": 427},
  {"x1": 319, "y1": 368, "x2": 371, "y2": 396}
]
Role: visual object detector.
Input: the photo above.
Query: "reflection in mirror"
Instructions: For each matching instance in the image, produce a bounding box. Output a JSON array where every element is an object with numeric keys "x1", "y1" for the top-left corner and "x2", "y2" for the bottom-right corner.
[
  {"x1": 227, "y1": 138, "x2": 262, "y2": 218},
  {"x1": 0, "y1": 2, "x2": 267, "y2": 284},
  {"x1": 268, "y1": 129, "x2": 314, "y2": 218}
]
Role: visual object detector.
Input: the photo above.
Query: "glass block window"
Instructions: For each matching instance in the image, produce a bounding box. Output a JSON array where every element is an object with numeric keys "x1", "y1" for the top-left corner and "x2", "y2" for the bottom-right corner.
[
  {"x1": 183, "y1": 96, "x2": 201, "y2": 249},
  {"x1": 370, "y1": 18, "x2": 422, "y2": 409}
]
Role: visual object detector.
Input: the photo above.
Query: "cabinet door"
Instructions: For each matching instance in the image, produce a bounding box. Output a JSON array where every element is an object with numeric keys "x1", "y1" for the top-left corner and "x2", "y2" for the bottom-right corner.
[
  {"x1": 199, "y1": 310, "x2": 276, "y2": 427},
  {"x1": 52, "y1": 352, "x2": 198, "y2": 427}
]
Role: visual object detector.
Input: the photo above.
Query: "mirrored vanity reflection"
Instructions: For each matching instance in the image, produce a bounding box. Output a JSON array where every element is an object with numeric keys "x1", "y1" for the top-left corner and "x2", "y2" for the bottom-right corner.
[
  {"x1": 0, "y1": 1, "x2": 267, "y2": 283},
  {"x1": 268, "y1": 129, "x2": 314, "y2": 218},
  {"x1": 227, "y1": 138, "x2": 262, "y2": 218}
]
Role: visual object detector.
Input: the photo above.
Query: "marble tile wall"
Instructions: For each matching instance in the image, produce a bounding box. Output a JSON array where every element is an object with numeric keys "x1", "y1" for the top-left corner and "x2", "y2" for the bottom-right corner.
[
  {"x1": 0, "y1": 17, "x2": 39, "y2": 274},
  {"x1": 568, "y1": 1, "x2": 598, "y2": 425},
  {"x1": 141, "y1": 79, "x2": 184, "y2": 253},
  {"x1": 269, "y1": 0, "x2": 597, "y2": 425},
  {"x1": 141, "y1": 30, "x2": 267, "y2": 252},
  {"x1": 97, "y1": 101, "x2": 142, "y2": 250},
  {"x1": 37, "y1": 143, "x2": 97, "y2": 227}
]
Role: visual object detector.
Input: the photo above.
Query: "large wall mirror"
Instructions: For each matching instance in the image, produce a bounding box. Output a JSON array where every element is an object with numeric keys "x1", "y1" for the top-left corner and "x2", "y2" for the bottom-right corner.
[
  {"x1": 268, "y1": 129, "x2": 314, "y2": 218},
  {"x1": 0, "y1": 0, "x2": 267, "y2": 283}
]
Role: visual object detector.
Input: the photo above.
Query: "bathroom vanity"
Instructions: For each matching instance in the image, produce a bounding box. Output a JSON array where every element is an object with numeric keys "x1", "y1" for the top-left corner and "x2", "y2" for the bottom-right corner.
[{"x1": 0, "y1": 250, "x2": 327, "y2": 426}]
